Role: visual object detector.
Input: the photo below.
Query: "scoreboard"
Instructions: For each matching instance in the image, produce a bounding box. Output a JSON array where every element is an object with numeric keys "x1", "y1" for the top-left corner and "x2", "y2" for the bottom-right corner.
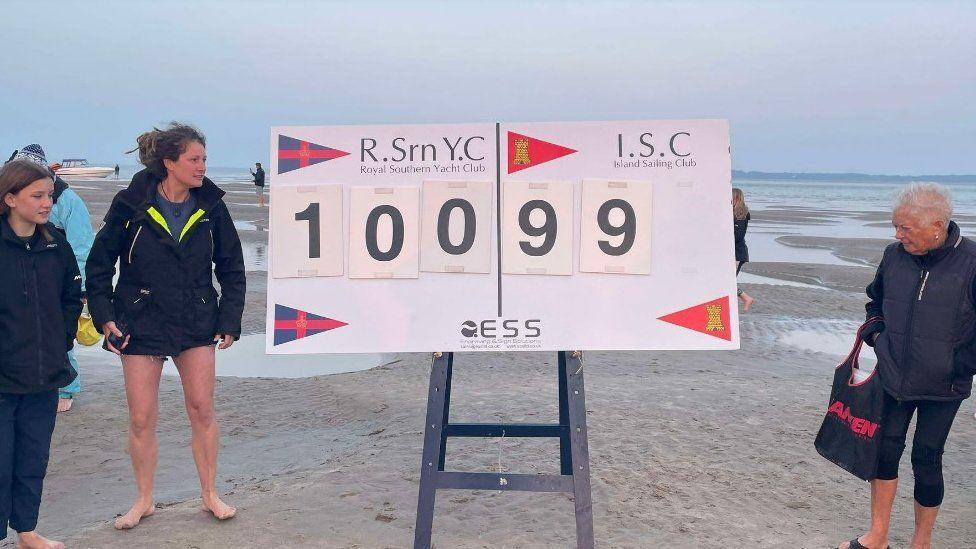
[{"x1": 265, "y1": 120, "x2": 738, "y2": 354}]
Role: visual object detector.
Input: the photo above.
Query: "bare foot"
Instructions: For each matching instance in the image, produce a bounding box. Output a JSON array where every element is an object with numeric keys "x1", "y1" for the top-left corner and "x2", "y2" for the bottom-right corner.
[
  {"x1": 114, "y1": 500, "x2": 155, "y2": 530},
  {"x1": 201, "y1": 494, "x2": 237, "y2": 520},
  {"x1": 739, "y1": 292, "x2": 755, "y2": 312},
  {"x1": 16, "y1": 531, "x2": 64, "y2": 549},
  {"x1": 56, "y1": 398, "x2": 73, "y2": 413}
]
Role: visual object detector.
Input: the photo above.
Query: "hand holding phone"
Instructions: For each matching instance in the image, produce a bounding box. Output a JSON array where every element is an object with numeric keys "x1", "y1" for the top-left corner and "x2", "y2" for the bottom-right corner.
[{"x1": 103, "y1": 321, "x2": 130, "y2": 355}]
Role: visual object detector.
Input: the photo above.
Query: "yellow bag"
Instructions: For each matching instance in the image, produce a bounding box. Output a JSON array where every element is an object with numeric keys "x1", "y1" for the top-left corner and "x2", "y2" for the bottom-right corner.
[{"x1": 76, "y1": 307, "x2": 101, "y2": 346}]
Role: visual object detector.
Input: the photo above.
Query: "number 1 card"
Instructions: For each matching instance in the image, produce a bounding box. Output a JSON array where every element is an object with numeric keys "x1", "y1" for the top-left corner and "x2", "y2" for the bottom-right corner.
[{"x1": 271, "y1": 184, "x2": 343, "y2": 278}]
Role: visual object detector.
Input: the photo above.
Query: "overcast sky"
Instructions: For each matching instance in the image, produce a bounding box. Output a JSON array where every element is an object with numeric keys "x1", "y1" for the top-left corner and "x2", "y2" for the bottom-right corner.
[{"x1": 2, "y1": 0, "x2": 973, "y2": 174}]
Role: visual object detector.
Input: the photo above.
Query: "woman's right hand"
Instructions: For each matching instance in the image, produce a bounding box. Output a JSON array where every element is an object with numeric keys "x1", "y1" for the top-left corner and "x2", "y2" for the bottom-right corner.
[{"x1": 102, "y1": 321, "x2": 130, "y2": 355}]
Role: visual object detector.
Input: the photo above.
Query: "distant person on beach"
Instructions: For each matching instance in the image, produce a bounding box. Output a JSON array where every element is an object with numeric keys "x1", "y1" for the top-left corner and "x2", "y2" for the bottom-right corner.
[
  {"x1": 0, "y1": 159, "x2": 82, "y2": 549},
  {"x1": 11, "y1": 144, "x2": 94, "y2": 413},
  {"x1": 87, "y1": 123, "x2": 245, "y2": 530},
  {"x1": 732, "y1": 188, "x2": 754, "y2": 311},
  {"x1": 838, "y1": 183, "x2": 975, "y2": 549},
  {"x1": 250, "y1": 161, "x2": 265, "y2": 207},
  {"x1": 114, "y1": 164, "x2": 120, "y2": 179}
]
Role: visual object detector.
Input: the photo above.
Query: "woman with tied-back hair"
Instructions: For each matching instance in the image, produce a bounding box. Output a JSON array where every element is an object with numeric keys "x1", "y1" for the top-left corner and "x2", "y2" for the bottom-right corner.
[
  {"x1": 86, "y1": 122, "x2": 245, "y2": 530},
  {"x1": 837, "y1": 183, "x2": 975, "y2": 549},
  {"x1": 732, "y1": 187, "x2": 754, "y2": 311}
]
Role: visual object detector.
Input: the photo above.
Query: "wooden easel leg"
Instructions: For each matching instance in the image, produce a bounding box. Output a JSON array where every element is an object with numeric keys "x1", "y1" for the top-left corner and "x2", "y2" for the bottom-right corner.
[
  {"x1": 564, "y1": 351, "x2": 595, "y2": 549},
  {"x1": 414, "y1": 352, "x2": 452, "y2": 549}
]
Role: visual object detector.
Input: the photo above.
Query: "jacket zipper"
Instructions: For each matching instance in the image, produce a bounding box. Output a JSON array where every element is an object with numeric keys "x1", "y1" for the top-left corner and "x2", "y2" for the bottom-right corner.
[
  {"x1": 128, "y1": 225, "x2": 143, "y2": 264},
  {"x1": 917, "y1": 270, "x2": 930, "y2": 301},
  {"x1": 30, "y1": 257, "x2": 44, "y2": 385},
  {"x1": 900, "y1": 268, "x2": 927, "y2": 396}
]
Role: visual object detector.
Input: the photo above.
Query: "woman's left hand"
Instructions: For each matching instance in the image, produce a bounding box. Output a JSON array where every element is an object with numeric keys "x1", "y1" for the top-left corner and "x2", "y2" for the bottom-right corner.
[{"x1": 214, "y1": 334, "x2": 235, "y2": 350}]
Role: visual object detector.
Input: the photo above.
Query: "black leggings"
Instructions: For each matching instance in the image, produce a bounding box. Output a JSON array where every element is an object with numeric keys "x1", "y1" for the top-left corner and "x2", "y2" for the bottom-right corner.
[{"x1": 876, "y1": 392, "x2": 962, "y2": 507}]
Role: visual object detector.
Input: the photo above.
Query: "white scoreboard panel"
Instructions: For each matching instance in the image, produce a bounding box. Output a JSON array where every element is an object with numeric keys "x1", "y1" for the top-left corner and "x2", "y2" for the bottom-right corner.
[{"x1": 266, "y1": 120, "x2": 738, "y2": 353}]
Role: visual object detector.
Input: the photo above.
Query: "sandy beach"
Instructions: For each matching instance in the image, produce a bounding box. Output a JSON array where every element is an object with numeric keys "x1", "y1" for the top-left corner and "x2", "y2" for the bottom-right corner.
[{"x1": 4, "y1": 179, "x2": 973, "y2": 548}]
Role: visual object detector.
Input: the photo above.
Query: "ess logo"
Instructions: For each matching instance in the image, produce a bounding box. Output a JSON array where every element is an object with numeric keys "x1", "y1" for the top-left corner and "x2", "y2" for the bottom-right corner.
[{"x1": 461, "y1": 319, "x2": 542, "y2": 338}]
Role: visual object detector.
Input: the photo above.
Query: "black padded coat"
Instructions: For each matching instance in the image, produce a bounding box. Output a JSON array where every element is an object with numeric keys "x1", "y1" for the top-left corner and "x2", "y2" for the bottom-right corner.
[
  {"x1": 0, "y1": 217, "x2": 81, "y2": 393},
  {"x1": 86, "y1": 169, "x2": 246, "y2": 356}
]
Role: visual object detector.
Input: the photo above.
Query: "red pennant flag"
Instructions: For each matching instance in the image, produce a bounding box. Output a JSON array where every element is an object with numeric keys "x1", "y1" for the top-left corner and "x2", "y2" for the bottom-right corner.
[
  {"x1": 507, "y1": 131, "x2": 577, "y2": 174},
  {"x1": 657, "y1": 296, "x2": 732, "y2": 341}
]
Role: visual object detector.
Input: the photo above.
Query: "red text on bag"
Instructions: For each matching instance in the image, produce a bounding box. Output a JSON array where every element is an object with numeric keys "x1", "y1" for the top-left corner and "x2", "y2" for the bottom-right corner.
[{"x1": 827, "y1": 400, "x2": 880, "y2": 438}]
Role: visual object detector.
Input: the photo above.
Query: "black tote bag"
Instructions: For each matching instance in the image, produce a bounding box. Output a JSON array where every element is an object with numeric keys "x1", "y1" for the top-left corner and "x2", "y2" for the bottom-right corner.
[{"x1": 814, "y1": 317, "x2": 886, "y2": 481}]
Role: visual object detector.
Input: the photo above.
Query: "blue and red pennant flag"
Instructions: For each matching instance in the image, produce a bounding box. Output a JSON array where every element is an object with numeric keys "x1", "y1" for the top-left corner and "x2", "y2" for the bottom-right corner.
[
  {"x1": 273, "y1": 304, "x2": 347, "y2": 345},
  {"x1": 277, "y1": 135, "x2": 349, "y2": 174}
]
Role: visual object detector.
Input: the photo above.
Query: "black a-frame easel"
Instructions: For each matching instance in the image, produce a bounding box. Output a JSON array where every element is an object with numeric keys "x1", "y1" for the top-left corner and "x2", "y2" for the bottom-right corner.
[{"x1": 413, "y1": 350, "x2": 594, "y2": 548}]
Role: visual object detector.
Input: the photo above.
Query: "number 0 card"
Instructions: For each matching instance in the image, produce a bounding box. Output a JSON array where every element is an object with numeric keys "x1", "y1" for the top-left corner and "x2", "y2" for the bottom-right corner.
[{"x1": 348, "y1": 186, "x2": 421, "y2": 279}]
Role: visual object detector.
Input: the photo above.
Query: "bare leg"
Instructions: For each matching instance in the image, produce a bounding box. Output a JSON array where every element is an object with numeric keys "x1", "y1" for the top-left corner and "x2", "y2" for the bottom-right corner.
[
  {"x1": 16, "y1": 531, "x2": 64, "y2": 548},
  {"x1": 734, "y1": 261, "x2": 755, "y2": 311},
  {"x1": 115, "y1": 355, "x2": 163, "y2": 530},
  {"x1": 910, "y1": 501, "x2": 940, "y2": 549},
  {"x1": 173, "y1": 345, "x2": 235, "y2": 520},
  {"x1": 738, "y1": 291, "x2": 755, "y2": 311},
  {"x1": 838, "y1": 478, "x2": 897, "y2": 549}
]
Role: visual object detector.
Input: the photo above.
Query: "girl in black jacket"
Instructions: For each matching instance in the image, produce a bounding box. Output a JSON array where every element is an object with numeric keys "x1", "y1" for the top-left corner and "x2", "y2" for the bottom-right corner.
[
  {"x1": 0, "y1": 159, "x2": 82, "y2": 549},
  {"x1": 86, "y1": 123, "x2": 245, "y2": 529},
  {"x1": 732, "y1": 187, "x2": 755, "y2": 311}
]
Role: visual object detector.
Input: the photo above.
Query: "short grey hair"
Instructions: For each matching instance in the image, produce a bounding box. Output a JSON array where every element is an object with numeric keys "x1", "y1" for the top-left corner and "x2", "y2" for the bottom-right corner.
[{"x1": 894, "y1": 182, "x2": 952, "y2": 225}]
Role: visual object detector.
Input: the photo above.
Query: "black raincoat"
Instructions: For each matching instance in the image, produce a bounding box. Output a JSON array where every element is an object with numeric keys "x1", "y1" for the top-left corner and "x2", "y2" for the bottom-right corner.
[
  {"x1": 0, "y1": 217, "x2": 81, "y2": 393},
  {"x1": 86, "y1": 169, "x2": 246, "y2": 356}
]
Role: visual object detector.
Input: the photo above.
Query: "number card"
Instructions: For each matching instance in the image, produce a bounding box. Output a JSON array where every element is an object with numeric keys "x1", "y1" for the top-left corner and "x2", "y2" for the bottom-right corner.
[
  {"x1": 579, "y1": 179, "x2": 653, "y2": 274},
  {"x1": 271, "y1": 185, "x2": 343, "y2": 278},
  {"x1": 502, "y1": 181, "x2": 573, "y2": 275},
  {"x1": 348, "y1": 186, "x2": 421, "y2": 279},
  {"x1": 420, "y1": 180, "x2": 493, "y2": 273}
]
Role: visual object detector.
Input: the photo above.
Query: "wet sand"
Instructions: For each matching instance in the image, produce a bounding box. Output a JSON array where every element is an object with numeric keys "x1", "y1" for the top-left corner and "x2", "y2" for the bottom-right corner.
[{"x1": 4, "y1": 179, "x2": 973, "y2": 548}]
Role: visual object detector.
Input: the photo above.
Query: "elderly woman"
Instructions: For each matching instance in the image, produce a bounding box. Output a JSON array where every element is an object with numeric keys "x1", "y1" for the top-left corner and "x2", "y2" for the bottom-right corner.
[{"x1": 839, "y1": 183, "x2": 974, "y2": 549}]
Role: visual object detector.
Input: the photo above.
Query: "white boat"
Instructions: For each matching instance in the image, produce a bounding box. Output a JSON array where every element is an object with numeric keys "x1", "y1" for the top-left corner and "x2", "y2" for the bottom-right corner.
[{"x1": 55, "y1": 159, "x2": 115, "y2": 179}]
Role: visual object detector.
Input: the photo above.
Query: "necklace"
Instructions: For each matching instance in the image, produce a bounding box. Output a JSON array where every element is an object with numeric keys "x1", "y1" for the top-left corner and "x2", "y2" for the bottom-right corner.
[{"x1": 158, "y1": 183, "x2": 188, "y2": 217}]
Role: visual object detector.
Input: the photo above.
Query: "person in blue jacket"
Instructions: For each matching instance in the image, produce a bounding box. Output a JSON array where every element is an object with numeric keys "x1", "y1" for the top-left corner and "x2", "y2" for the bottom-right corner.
[
  {"x1": 12, "y1": 145, "x2": 94, "y2": 413},
  {"x1": 0, "y1": 158, "x2": 82, "y2": 549}
]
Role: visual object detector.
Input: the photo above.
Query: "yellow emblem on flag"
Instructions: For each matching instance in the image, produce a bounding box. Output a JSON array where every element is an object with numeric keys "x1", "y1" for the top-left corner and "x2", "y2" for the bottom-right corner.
[
  {"x1": 704, "y1": 304, "x2": 724, "y2": 332},
  {"x1": 513, "y1": 138, "x2": 530, "y2": 166}
]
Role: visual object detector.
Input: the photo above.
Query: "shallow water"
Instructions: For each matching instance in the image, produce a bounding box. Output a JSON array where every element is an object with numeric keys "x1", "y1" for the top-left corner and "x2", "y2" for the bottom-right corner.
[
  {"x1": 736, "y1": 272, "x2": 828, "y2": 290},
  {"x1": 774, "y1": 319, "x2": 878, "y2": 370},
  {"x1": 204, "y1": 334, "x2": 395, "y2": 378},
  {"x1": 73, "y1": 334, "x2": 395, "y2": 379},
  {"x1": 242, "y1": 240, "x2": 268, "y2": 270}
]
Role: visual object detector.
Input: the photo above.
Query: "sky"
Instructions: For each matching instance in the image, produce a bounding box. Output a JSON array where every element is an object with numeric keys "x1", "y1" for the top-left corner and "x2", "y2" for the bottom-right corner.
[{"x1": 1, "y1": 0, "x2": 973, "y2": 175}]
